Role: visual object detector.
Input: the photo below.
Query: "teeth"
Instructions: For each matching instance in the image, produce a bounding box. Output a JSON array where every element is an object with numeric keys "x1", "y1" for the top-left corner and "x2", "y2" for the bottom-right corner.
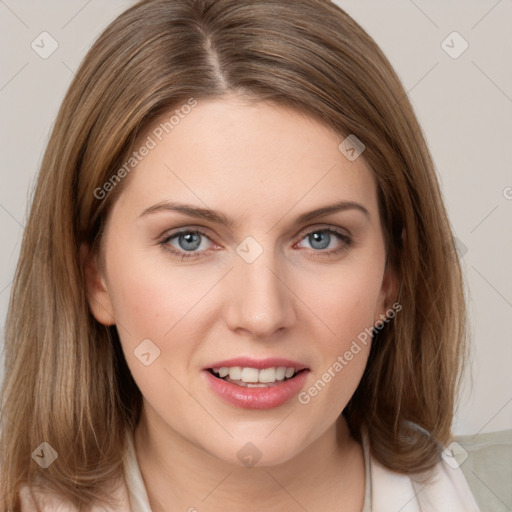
[
  {"x1": 218, "y1": 367, "x2": 229, "y2": 378},
  {"x1": 275, "y1": 367, "x2": 287, "y2": 380},
  {"x1": 241, "y1": 367, "x2": 259, "y2": 383},
  {"x1": 259, "y1": 368, "x2": 277, "y2": 383},
  {"x1": 229, "y1": 367, "x2": 242, "y2": 380},
  {"x1": 212, "y1": 366, "x2": 299, "y2": 384}
]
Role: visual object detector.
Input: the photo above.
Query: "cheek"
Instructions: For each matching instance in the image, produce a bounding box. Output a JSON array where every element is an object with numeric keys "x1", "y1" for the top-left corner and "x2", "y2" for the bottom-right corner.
[
  {"x1": 108, "y1": 271, "x2": 170, "y2": 340},
  {"x1": 293, "y1": 253, "x2": 384, "y2": 409},
  {"x1": 102, "y1": 249, "x2": 200, "y2": 381},
  {"x1": 105, "y1": 245, "x2": 209, "y2": 340},
  {"x1": 299, "y1": 257, "x2": 385, "y2": 342},
  {"x1": 104, "y1": 261, "x2": 207, "y2": 412}
]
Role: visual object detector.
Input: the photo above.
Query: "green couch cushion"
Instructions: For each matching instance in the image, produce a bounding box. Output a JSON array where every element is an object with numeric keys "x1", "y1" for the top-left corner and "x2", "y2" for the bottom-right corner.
[{"x1": 455, "y1": 429, "x2": 512, "y2": 512}]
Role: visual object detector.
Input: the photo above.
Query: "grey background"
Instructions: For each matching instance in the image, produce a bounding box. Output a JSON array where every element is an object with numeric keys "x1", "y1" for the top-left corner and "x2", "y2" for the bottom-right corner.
[{"x1": 0, "y1": 0, "x2": 511, "y2": 436}]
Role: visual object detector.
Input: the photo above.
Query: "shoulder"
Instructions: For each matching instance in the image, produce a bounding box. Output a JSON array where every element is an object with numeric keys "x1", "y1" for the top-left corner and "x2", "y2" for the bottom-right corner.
[{"x1": 364, "y1": 434, "x2": 483, "y2": 511}]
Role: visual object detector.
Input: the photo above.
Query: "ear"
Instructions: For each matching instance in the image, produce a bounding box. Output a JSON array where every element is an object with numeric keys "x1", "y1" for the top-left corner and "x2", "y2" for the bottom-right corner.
[
  {"x1": 374, "y1": 259, "x2": 399, "y2": 325},
  {"x1": 80, "y1": 242, "x2": 116, "y2": 326}
]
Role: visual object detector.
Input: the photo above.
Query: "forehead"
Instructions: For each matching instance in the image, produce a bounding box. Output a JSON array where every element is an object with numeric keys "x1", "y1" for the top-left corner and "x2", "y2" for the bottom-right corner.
[{"x1": 110, "y1": 97, "x2": 378, "y2": 224}]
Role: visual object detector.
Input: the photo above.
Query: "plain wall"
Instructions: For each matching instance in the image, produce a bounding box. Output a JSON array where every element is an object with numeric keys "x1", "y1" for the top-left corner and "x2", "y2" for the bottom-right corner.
[{"x1": 0, "y1": 0, "x2": 511, "y2": 436}]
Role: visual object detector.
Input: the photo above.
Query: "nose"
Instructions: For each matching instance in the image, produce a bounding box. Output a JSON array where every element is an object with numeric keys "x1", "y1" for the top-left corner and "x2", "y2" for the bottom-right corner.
[{"x1": 224, "y1": 248, "x2": 296, "y2": 339}]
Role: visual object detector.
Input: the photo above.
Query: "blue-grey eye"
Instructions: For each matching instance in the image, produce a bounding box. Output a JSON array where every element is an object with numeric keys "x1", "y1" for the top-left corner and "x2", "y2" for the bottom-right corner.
[
  {"x1": 177, "y1": 232, "x2": 202, "y2": 251},
  {"x1": 308, "y1": 231, "x2": 333, "y2": 250}
]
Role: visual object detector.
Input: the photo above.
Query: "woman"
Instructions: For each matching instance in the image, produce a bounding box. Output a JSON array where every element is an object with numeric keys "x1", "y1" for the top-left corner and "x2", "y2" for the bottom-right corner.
[{"x1": 0, "y1": 0, "x2": 481, "y2": 510}]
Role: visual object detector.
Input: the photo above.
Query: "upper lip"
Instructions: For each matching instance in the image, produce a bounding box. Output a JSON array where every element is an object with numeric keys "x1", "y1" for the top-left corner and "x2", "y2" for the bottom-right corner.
[{"x1": 204, "y1": 357, "x2": 309, "y2": 371}]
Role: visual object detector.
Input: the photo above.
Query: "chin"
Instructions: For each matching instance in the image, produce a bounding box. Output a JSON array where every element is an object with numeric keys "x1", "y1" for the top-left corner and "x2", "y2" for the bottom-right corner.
[{"x1": 203, "y1": 434, "x2": 306, "y2": 469}]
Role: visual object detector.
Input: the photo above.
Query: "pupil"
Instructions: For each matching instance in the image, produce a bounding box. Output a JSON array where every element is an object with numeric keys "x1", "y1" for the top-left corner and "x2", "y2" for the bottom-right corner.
[
  {"x1": 310, "y1": 232, "x2": 330, "y2": 250},
  {"x1": 180, "y1": 232, "x2": 200, "y2": 251}
]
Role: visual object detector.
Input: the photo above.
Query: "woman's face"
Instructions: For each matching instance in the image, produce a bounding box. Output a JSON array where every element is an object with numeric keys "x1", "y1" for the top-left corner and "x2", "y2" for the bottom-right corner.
[{"x1": 85, "y1": 95, "x2": 396, "y2": 466}]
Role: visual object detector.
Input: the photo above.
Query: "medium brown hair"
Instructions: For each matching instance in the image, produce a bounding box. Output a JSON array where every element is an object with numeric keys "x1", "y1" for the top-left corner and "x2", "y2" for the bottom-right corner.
[{"x1": 0, "y1": 0, "x2": 469, "y2": 509}]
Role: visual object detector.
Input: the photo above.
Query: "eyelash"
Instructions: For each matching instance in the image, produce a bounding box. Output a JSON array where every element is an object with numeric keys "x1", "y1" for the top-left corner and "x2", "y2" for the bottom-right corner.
[{"x1": 159, "y1": 227, "x2": 353, "y2": 261}]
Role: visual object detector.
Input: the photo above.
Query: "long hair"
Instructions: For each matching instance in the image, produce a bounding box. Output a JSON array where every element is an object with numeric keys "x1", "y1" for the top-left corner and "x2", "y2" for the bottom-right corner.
[{"x1": 0, "y1": 0, "x2": 468, "y2": 509}]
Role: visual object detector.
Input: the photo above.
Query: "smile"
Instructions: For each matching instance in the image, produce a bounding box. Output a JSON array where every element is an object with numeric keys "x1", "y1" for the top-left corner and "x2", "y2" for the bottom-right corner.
[
  {"x1": 209, "y1": 366, "x2": 302, "y2": 387},
  {"x1": 203, "y1": 358, "x2": 310, "y2": 409}
]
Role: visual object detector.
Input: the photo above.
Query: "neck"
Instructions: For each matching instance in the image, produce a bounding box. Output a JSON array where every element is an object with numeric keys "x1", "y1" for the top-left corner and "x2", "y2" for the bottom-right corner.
[{"x1": 134, "y1": 406, "x2": 364, "y2": 512}]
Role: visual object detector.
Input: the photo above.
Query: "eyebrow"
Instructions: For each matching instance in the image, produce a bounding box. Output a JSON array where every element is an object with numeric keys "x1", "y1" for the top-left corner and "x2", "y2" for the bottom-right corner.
[{"x1": 138, "y1": 200, "x2": 370, "y2": 228}]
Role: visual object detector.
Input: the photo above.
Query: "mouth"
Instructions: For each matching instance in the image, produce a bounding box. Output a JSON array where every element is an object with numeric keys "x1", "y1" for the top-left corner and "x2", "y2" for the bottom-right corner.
[
  {"x1": 207, "y1": 366, "x2": 308, "y2": 387},
  {"x1": 202, "y1": 358, "x2": 310, "y2": 409}
]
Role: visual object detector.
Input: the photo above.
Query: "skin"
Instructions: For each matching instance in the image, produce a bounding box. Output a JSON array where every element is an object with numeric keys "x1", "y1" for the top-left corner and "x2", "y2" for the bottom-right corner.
[{"x1": 84, "y1": 94, "x2": 397, "y2": 512}]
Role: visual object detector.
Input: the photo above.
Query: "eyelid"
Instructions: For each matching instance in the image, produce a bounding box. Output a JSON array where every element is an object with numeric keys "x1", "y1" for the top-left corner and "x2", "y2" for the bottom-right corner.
[
  {"x1": 158, "y1": 225, "x2": 216, "y2": 241},
  {"x1": 294, "y1": 223, "x2": 352, "y2": 239}
]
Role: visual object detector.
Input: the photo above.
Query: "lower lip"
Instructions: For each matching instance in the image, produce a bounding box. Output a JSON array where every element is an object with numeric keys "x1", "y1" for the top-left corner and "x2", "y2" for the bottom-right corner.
[{"x1": 203, "y1": 370, "x2": 309, "y2": 410}]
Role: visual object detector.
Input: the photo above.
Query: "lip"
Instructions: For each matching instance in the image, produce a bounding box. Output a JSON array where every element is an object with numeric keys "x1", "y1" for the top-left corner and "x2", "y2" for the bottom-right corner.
[
  {"x1": 203, "y1": 367, "x2": 310, "y2": 410},
  {"x1": 203, "y1": 370, "x2": 309, "y2": 409},
  {"x1": 204, "y1": 357, "x2": 308, "y2": 371}
]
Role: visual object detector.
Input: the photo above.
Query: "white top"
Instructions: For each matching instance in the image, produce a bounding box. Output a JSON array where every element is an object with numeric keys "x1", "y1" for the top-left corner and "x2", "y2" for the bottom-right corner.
[
  {"x1": 122, "y1": 428, "x2": 481, "y2": 512},
  {"x1": 19, "y1": 428, "x2": 482, "y2": 511}
]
